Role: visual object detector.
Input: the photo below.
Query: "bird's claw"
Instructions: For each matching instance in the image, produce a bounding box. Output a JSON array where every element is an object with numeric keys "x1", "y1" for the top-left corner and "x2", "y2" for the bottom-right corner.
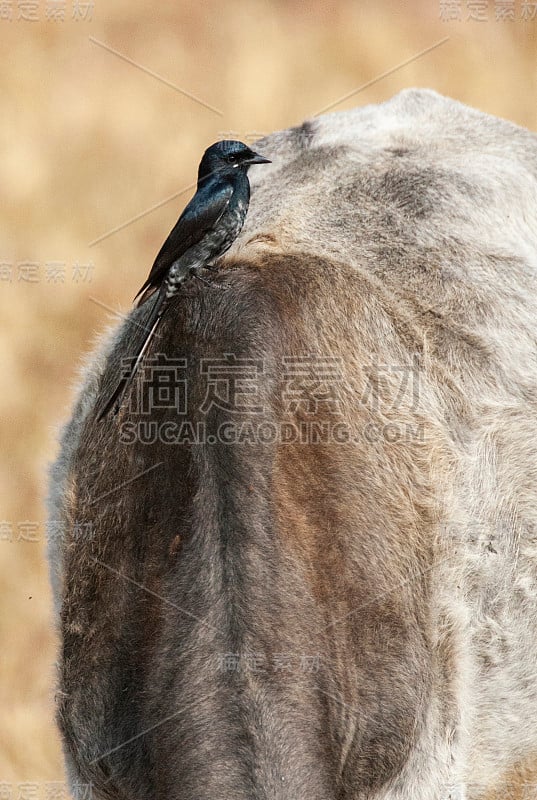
[
  {"x1": 190, "y1": 268, "x2": 227, "y2": 289},
  {"x1": 190, "y1": 269, "x2": 215, "y2": 287}
]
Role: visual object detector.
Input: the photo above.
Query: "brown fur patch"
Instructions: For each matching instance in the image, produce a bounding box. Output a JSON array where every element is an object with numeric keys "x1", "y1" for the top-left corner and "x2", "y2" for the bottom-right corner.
[{"x1": 477, "y1": 754, "x2": 537, "y2": 800}]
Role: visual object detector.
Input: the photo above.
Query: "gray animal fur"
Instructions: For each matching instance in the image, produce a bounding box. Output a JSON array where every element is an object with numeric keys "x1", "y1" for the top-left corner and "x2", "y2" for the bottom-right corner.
[{"x1": 48, "y1": 89, "x2": 537, "y2": 800}]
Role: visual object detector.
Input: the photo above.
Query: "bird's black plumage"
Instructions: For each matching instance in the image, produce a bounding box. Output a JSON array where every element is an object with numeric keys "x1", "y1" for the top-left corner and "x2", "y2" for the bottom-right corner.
[{"x1": 98, "y1": 140, "x2": 271, "y2": 419}]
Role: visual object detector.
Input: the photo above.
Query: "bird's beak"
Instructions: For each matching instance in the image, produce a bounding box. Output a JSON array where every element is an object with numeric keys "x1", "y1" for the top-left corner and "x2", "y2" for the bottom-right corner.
[{"x1": 246, "y1": 152, "x2": 271, "y2": 165}]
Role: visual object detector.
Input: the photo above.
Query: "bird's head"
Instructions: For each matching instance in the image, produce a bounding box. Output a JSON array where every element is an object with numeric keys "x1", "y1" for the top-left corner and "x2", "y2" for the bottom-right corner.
[{"x1": 197, "y1": 140, "x2": 271, "y2": 183}]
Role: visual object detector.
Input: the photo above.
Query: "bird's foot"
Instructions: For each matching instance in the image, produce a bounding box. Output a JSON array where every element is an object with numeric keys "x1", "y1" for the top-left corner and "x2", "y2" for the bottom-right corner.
[
  {"x1": 190, "y1": 268, "x2": 227, "y2": 289},
  {"x1": 203, "y1": 262, "x2": 219, "y2": 273},
  {"x1": 190, "y1": 268, "x2": 213, "y2": 287}
]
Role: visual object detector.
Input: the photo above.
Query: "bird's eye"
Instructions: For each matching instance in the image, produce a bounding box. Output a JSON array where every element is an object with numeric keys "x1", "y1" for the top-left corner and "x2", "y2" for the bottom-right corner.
[{"x1": 226, "y1": 154, "x2": 236, "y2": 163}]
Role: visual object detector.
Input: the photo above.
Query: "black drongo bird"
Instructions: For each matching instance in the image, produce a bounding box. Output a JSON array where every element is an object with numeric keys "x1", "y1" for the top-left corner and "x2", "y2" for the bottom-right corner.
[{"x1": 99, "y1": 140, "x2": 271, "y2": 419}]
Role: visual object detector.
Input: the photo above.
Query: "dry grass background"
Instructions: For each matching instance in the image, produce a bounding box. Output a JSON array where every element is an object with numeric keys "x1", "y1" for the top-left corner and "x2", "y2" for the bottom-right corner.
[{"x1": 1, "y1": 0, "x2": 536, "y2": 789}]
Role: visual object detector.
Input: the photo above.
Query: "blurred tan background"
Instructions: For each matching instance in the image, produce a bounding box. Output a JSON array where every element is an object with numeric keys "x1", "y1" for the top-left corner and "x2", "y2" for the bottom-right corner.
[{"x1": 1, "y1": 0, "x2": 536, "y2": 790}]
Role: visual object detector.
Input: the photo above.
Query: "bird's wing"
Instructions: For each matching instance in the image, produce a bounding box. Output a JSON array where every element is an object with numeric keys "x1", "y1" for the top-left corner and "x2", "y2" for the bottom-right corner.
[{"x1": 135, "y1": 179, "x2": 234, "y2": 304}]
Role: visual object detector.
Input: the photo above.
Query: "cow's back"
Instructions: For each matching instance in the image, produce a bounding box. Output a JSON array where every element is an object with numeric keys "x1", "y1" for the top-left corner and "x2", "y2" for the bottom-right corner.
[{"x1": 48, "y1": 89, "x2": 537, "y2": 800}]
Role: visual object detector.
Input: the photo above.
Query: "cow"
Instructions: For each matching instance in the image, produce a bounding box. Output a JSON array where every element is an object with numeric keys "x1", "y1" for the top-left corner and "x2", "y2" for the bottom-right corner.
[{"x1": 47, "y1": 88, "x2": 537, "y2": 800}]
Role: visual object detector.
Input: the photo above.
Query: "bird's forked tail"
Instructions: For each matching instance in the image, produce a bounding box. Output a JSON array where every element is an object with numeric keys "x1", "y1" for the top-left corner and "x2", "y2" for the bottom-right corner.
[{"x1": 97, "y1": 286, "x2": 167, "y2": 420}]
